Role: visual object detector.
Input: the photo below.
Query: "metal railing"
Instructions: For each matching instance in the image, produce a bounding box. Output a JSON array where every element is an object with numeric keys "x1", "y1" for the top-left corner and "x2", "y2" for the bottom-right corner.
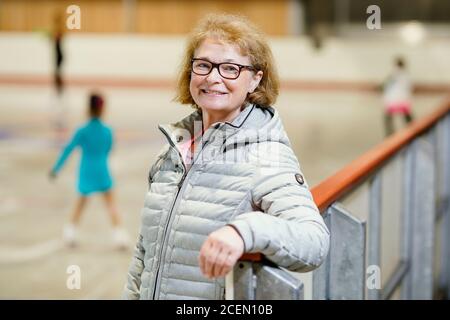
[{"x1": 227, "y1": 98, "x2": 450, "y2": 300}]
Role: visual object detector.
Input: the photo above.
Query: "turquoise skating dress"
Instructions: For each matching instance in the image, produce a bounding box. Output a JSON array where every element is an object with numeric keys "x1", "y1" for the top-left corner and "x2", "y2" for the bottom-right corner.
[{"x1": 52, "y1": 118, "x2": 114, "y2": 195}]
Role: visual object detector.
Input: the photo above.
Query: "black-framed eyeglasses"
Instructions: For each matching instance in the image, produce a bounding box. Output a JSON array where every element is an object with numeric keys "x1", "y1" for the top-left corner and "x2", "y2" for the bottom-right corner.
[{"x1": 191, "y1": 58, "x2": 255, "y2": 80}]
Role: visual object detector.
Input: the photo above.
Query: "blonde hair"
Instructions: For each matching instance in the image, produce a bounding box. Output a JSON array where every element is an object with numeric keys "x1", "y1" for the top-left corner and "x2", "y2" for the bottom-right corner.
[{"x1": 174, "y1": 13, "x2": 279, "y2": 109}]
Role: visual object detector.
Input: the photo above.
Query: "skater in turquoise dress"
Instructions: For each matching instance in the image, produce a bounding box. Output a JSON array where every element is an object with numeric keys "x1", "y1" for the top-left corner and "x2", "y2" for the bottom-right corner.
[{"x1": 50, "y1": 93, "x2": 129, "y2": 249}]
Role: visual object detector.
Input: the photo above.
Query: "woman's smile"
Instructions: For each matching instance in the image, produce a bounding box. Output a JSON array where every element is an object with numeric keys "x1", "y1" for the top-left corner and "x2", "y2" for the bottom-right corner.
[{"x1": 200, "y1": 88, "x2": 228, "y2": 96}]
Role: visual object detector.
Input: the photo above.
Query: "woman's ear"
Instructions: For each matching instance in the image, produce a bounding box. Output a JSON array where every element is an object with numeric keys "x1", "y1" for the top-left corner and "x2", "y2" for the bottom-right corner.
[{"x1": 249, "y1": 70, "x2": 263, "y2": 93}]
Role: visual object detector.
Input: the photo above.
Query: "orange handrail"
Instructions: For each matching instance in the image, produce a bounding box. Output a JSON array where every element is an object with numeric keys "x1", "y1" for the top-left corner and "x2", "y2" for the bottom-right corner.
[{"x1": 240, "y1": 97, "x2": 450, "y2": 262}]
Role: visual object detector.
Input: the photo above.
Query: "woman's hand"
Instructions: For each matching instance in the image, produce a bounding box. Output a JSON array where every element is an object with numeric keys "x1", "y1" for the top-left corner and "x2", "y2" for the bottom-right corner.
[{"x1": 199, "y1": 226, "x2": 244, "y2": 279}]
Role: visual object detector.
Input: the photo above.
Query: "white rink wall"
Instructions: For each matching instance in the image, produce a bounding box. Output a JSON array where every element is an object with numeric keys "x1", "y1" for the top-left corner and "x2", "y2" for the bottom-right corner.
[{"x1": 0, "y1": 32, "x2": 450, "y2": 84}]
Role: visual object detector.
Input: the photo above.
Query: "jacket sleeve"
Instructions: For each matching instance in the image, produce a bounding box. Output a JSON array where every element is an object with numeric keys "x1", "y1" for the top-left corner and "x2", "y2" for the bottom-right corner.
[
  {"x1": 122, "y1": 233, "x2": 145, "y2": 299},
  {"x1": 228, "y1": 142, "x2": 330, "y2": 272}
]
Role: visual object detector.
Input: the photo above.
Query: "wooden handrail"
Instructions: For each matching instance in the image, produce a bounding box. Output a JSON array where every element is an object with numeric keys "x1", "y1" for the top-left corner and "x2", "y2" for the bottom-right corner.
[
  {"x1": 240, "y1": 97, "x2": 450, "y2": 262},
  {"x1": 311, "y1": 97, "x2": 450, "y2": 213},
  {"x1": 240, "y1": 253, "x2": 263, "y2": 261}
]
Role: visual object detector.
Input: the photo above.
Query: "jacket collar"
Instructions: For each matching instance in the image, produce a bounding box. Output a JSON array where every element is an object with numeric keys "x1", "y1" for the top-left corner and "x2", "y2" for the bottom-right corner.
[
  {"x1": 222, "y1": 103, "x2": 255, "y2": 129},
  {"x1": 158, "y1": 103, "x2": 256, "y2": 149}
]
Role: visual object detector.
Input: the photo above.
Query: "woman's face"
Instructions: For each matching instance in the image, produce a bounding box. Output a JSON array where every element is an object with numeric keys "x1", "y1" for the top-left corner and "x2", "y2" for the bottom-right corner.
[{"x1": 190, "y1": 38, "x2": 263, "y2": 116}]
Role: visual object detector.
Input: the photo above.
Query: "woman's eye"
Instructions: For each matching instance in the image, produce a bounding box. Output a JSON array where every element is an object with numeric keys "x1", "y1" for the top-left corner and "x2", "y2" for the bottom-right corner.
[
  {"x1": 198, "y1": 63, "x2": 210, "y2": 69},
  {"x1": 223, "y1": 65, "x2": 238, "y2": 72}
]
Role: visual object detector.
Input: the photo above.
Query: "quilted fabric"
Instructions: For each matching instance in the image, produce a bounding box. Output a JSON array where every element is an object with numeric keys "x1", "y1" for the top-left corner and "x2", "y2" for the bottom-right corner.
[{"x1": 123, "y1": 104, "x2": 330, "y2": 300}]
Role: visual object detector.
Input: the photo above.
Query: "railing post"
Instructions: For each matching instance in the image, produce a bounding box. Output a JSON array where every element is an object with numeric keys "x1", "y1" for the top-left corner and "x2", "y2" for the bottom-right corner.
[
  {"x1": 368, "y1": 173, "x2": 382, "y2": 300},
  {"x1": 254, "y1": 263, "x2": 304, "y2": 299},
  {"x1": 328, "y1": 203, "x2": 366, "y2": 300},
  {"x1": 228, "y1": 261, "x2": 255, "y2": 300},
  {"x1": 438, "y1": 114, "x2": 450, "y2": 299},
  {"x1": 401, "y1": 144, "x2": 415, "y2": 299},
  {"x1": 228, "y1": 257, "x2": 304, "y2": 300},
  {"x1": 312, "y1": 208, "x2": 331, "y2": 300},
  {"x1": 409, "y1": 135, "x2": 436, "y2": 299}
]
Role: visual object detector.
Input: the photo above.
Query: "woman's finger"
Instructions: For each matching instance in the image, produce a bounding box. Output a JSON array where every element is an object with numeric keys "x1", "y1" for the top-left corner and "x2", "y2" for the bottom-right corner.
[
  {"x1": 198, "y1": 240, "x2": 211, "y2": 275},
  {"x1": 212, "y1": 248, "x2": 229, "y2": 278},
  {"x1": 217, "y1": 252, "x2": 236, "y2": 278},
  {"x1": 203, "y1": 242, "x2": 220, "y2": 278}
]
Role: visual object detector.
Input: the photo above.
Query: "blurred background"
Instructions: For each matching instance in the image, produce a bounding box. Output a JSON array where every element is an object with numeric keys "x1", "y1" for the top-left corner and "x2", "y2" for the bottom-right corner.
[{"x1": 0, "y1": 0, "x2": 449, "y2": 299}]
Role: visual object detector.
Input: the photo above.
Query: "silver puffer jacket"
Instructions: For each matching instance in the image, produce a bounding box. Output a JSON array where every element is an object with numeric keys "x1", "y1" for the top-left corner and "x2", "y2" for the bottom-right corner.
[{"x1": 123, "y1": 104, "x2": 330, "y2": 300}]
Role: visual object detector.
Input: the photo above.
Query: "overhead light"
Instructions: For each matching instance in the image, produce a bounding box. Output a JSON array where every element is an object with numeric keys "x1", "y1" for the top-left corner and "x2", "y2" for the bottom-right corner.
[{"x1": 398, "y1": 21, "x2": 426, "y2": 46}]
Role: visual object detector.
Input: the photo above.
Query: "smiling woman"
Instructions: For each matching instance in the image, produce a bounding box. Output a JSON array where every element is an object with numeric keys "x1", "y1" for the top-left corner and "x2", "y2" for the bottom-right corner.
[{"x1": 122, "y1": 13, "x2": 330, "y2": 300}]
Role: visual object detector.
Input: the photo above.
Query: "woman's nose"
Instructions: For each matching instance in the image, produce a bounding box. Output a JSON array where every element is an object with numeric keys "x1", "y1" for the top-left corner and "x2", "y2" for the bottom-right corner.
[{"x1": 205, "y1": 66, "x2": 222, "y2": 83}]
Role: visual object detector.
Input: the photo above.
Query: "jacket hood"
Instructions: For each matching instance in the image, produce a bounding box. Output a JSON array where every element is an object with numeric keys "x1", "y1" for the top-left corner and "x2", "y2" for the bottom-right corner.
[{"x1": 158, "y1": 104, "x2": 291, "y2": 152}]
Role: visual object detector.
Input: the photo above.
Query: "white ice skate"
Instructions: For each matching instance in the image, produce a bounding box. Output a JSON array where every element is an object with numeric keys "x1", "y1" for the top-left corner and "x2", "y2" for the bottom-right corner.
[
  {"x1": 63, "y1": 224, "x2": 78, "y2": 248},
  {"x1": 113, "y1": 228, "x2": 131, "y2": 251}
]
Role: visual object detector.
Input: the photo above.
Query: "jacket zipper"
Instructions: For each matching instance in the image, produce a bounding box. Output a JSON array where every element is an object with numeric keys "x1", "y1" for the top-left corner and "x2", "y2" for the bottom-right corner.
[
  {"x1": 152, "y1": 126, "x2": 210, "y2": 299},
  {"x1": 151, "y1": 124, "x2": 220, "y2": 299},
  {"x1": 152, "y1": 169, "x2": 189, "y2": 299},
  {"x1": 151, "y1": 126, "x2": 186, "y2": 299}
]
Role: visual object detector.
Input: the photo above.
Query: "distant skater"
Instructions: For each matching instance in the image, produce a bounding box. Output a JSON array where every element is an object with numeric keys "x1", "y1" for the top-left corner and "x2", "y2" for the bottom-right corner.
[
  {"x1": 50, "y1": 12, "x2": 68, "y2": 144},
  {"x1": 50, "y1": 93, "x2": 130, "y2": 249},
  {"x1": 53, "y1": 12, "x2": 64, "y2": 95},
  {"x1": 382, "y1": 57, "x2": 414, "y2": 137}
]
